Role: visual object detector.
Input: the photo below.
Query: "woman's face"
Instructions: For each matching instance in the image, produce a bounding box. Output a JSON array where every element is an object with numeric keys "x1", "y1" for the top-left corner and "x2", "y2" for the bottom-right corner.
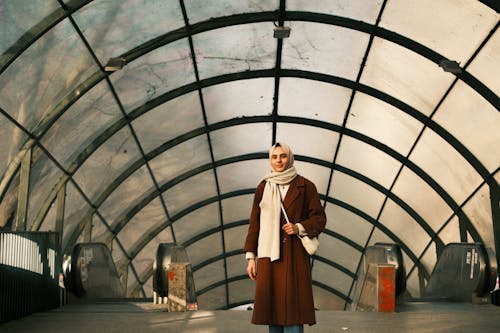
[{"x1": 271, "y1": 146, "x2": 289, "y2": 172}]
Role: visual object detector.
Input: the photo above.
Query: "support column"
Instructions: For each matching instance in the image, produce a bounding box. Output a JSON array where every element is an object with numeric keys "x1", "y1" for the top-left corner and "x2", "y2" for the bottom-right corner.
[
  {"x1": 490, "y1": 182, "x2": 500, "y2": 281},
  {"x1": 15, "y1": 149, "x2": 31, "y2": 231}
]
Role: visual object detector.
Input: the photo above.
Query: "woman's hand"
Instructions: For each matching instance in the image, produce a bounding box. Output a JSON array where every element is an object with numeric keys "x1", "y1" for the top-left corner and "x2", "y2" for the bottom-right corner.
[
  {"x1": 282, "y1": 223, "x2": 298, "y2": 235},
  {"x1": 247, "y1": 259, "x2": 257, "y2": 280}
]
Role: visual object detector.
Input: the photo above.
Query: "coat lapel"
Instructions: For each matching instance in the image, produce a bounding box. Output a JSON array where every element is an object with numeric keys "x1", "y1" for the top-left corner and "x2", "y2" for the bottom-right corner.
[{"x1": 283, "y1": 176, "x2": 304, "y2": 210}]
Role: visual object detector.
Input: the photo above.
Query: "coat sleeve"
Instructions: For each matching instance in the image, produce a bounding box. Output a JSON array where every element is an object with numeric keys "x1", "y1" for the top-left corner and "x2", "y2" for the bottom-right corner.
[
  {"x1": 298, "y1": 179, "x2": 326, "y2": 238},
  {"x1": 243, "y1": 181, "x2": 265, "y2": 254}
]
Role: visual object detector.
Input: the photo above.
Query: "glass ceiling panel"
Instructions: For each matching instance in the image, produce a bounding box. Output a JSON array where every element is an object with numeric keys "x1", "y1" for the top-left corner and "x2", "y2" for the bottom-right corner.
[
  {"x1": 91, "y1": 215, "x2": 111, "y2": 245},
  {"x1": 336, "y1": 136, "x2": 402, "y2": 189},
  {"x1": 326, "y1": 205, "x2": 372, "y2": 247},
  {"x1": 203, "y1": 78, "x2": 274, "y2": 125},
  {"x1": 228, "y1": 279, "x2": 253, "y2": 306},
  {"x1": 193, "y1": 23, "x2": 276, "y2": 79},
  {"x1": 346, "y1": 92, "x2": 423, "y2": 156},
  {"x1": 433, "y1": 81, "x2": 500, "y2": 172},
  {"x1": 111, "y1": 238, "x2": 127, "y2": 267},
  {"x1": 438, "y1": 216, "x2": 461, "y2": 246},
  {"x1": 184, "y1": 0, "x2": 279, "y2": 24},
  {"x1": 0, "y1": 0, "x2": 59, "y2": 54},
  {"x1": 111, "y1": 38, "x2": 196, "y2": 113},
  {"x1": 62, "y1": 182, "x2": 92, "y2": 249},
  {"x1": 74, "y1": 0, "x2": 185, "y2": 64},
  {"x1": 331, "y1": 171, "x2": 386, "y2": 219},
  {"x1": 381, "y1": 0, "x2": 498, "y2": 61},
  {"x1": 131, "y1": 240, "x2": 156, "y2": 279},
  {"x1": 0, "y1": 18, "x2": 97, "y2": 130},
  {"x1": 194, "y1": 260, "x2": 226, "y2": 291},
  {"x1": 218, "y1": 160, "x2": 268, "y2": 195},
  {"x1": 117, "y1": 197, "x2": 166, "y2": 255},
  {"x1": 144, "y1": 227, "x2": 174, "y2": 259},
  {"x1": 27, "y1": 151, "x2": 63, "y2": 229},
  {"x1": 41, "y1": 81, "x2": 122, "y2": 169},
  {"x1": 368, "y1": 227, "x2": 396, "y2": 248},
  {"x1": 276, "y1": 123, "x2": 338, "y2": 162},
  {"x1": 98, "y1": 164, "x2": 154, "y2": 228},
  {"x1": 380, "y1": 199, "x2": 431, "y2": 256},
  {"x1": 287, "y1": 0, "x2": 384, "y2": 24},
  {"x1": 392, "y1": 167, "x2": 453, "y2": 232},
  {"x1": 293, "y1": 162, "x2": 331, "y2": 195},
  {"x1": 321, "y1": 238, "x2": 360, "y2": 274},
  {"x1": 162, "y1": 170, "x2": 217, "y2": 217},
  {"x1": 313, "y1": 260, "x2": 351, "y2": 294},
  {"x1": 174, "y1": 202, "x2": 220, "y2": 245},
  {"x1": 197, "y1": 285, "x2": 225, "y2": 309},
  {"x1": 132, "y1": 91, "x2": 205, "y2": 154},
  {"x1": 0, "y1": 0, "x2": 498, "y2": 311},
  {"x1": 417, "y1": 242, "x2": 438, "y2": 277},
  {"x1": 142, "y1": 282, "x2": 153, "y2": 298},
  {"x1": 188, "y1": 250, "x2": 223, "y2": 284},
  {"x1": 39, "y1": 197, "x2": 57, "y2": 233},
  {"x1": 278, "y1": 78, "x2": 351, "y2": 126},
  {"x1": 468, "y1": 32, "x2": 500, "y2": 97},
  {"x1": 221, "y1": 195, "x2": 254, "y2": 224},
  {"x1": 462, "y1": 184, "x2": 494, "y2": 249},
  {"x1": 211, "y1": 123, "x2": 273, "y2": 161},
  {"x1": 126, "y1": 265, "x2": 138, "y2": 296},
  {"x1": 410, "y1": 128, "x2": 483, "y2": 204},
  {"x1": 405, "y1": 262, "x2": 420, "y2": 298},
  {"x1": 0, "y1": 119, "x2": 27, "y2": 180},
  {"x1": 282, "y1": 22, "x2": 369, "y2": 81},
  {"x1": 72, "y1": 126, "x2": 142, "y2": 202},
  {"x1": 361, "y1": 37, "x2": 455, "y2": 116},
  {"x1": 224, "y1": 225, "x2": 246, "y2": 253},
  {"x1": 149, "y1": 136, "x2": 212, "y2": 185}
]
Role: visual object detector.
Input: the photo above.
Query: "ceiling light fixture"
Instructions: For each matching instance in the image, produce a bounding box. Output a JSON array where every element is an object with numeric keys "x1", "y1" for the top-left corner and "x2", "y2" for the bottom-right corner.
[
  {"x1": 104, "y1": 57, "x2": 127, "y2": 72},
  {"x1": 439, "y1": 59, "x2": 462, "y2": 73},
  {"x1": 273, "y1": 26, "x2": 291, "y2": 39}
]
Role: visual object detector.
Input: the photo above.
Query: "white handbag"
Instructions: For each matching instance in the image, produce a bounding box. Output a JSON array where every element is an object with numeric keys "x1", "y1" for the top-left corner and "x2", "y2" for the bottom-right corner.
[{"x1": 280, "y1": 201, "x2": 319, "y2": 255}]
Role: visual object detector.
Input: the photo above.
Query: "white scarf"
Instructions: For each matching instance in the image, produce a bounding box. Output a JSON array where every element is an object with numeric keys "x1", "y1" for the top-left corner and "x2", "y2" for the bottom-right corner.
[{"x1": 258, "y1": 166, "x2": 297, "y2": 261}]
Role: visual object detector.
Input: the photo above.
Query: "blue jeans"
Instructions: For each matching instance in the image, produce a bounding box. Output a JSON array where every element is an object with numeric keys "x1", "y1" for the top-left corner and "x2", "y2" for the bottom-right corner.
[{"x1": 269, "y1": 325, "x2": 304, "y2": 333}]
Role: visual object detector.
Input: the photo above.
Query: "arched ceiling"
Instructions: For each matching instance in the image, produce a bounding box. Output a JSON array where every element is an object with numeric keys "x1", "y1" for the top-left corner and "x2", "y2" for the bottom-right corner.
[{"x1": 0, "y1": 0, "x2": 499, "y2": 310}]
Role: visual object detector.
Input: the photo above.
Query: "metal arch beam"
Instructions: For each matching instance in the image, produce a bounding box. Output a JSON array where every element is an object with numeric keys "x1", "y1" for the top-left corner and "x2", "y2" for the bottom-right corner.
[
  {"x1": 328, "y1": 197, "x2": 430, "y2": 281},
  {"x1": 0, "y1": 1, "x2": 495, "y2": 303},
  {"x1": 60, "y1": 113, "x2": 477, "y2": 266},
  {"x1": 0, "y1": 5, "x2": 492, "y2": 282},
  {"x1": 0, "y1": 0, "x2": 95, "y2": 76},
  {"x1": 478, "y1": 0, "x2": 500, "y2": 13},
  {"x1": 4, "y1": 67, "x2": 495, "y2": 215},
  {"x1": 123, "y1": 175, "x2": 431, "y2": 296},
  {"x1": 115, "y1": 11, "x2": 499, "y2": 110},
  {"x1": 2, "y1": 8, "x2": 496, "y2": 203},
  {"x1": 3, "y1": 58, "x2": 493, "y2": 229},
  {"x1": 178, "y1": 0, "x2": 231, "y2": 308},
  {"x1": 101, "y1": 147, "x2": 448, "y2": 267},
  {"x1": 11, "y1": 66, "x2": 494, "y2": 227},
  {"x1": 0, "y1": 9, "x2": 66, "y2": 75},
  {"x1": 122, "y1": 176, "x2": 430, "y2": 294},
  {"x1": 195, "y1": 274, "x2": 351, "y2": 305},
  {"x1": 1, "y1": 7, "x2": 497, "y2": 204},
  {"x1": 126, "y1": 193, "x2": 430, "y2": 302}
]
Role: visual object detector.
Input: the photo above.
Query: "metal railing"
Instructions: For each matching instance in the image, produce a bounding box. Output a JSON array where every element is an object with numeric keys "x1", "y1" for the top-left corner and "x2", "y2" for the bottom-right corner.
[{"x1": 0, "y1": 231, "x2": 64, "y2": 323}]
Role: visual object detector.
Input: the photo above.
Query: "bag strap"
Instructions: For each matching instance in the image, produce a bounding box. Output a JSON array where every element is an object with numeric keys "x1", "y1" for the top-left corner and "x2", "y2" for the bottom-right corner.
[
  {"x1": 277, "y1": 188, "x2": 291, "y2": 224},
  {"x1": 280, "y1": 201, "x2": 290, "y2": 224}
]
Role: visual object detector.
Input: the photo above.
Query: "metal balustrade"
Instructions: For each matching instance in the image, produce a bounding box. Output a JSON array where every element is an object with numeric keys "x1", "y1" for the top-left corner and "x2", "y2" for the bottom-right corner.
[{"x1": 0, "y1": 231, "x2": 64, "y2": 323}]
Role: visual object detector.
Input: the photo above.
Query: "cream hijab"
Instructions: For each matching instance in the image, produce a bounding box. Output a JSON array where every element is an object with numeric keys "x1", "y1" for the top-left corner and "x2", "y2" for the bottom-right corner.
[{"x1": 258, "y1": 142, "x2": 298, "y2": 261}]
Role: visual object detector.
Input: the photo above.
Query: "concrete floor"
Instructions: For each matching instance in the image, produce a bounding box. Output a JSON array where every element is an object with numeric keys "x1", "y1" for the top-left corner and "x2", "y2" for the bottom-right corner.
[{"x1": 1, "y1": 301, "x2": 500, "y2": 333}]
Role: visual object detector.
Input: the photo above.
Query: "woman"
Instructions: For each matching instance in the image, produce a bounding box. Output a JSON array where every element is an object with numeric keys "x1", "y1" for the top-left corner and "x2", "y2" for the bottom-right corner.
[{"x1": 244, "y1": 142, "x2": 327, "y2": 333}]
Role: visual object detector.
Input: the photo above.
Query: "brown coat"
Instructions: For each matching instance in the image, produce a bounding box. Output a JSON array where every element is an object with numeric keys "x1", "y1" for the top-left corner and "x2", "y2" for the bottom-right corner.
[{"x1": 243, "y1": 175, "x2": 327, "y2": 325}]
